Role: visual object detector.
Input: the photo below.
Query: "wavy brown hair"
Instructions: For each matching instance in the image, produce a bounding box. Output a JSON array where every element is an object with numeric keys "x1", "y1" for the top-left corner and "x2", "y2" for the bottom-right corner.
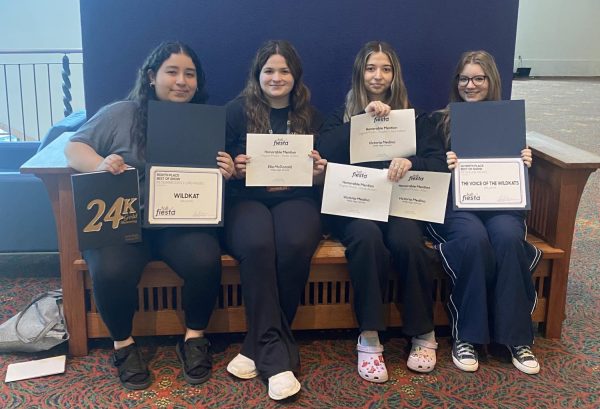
[
  {"x1": 438, "y1": 50, "x2": 501, "y2": 147},
  {"x1": 127, "y1": 41, "x2": 207, "y2": 155},
  {"x1": 241, "y1": 40, "x2": 316, "y2": 134},
  {"x1": 344, "y1": 41, "x2": 410, "y2": 122}
]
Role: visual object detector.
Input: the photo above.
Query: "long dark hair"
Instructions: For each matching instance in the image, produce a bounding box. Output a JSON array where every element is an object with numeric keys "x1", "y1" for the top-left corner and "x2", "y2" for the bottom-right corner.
[
  {"x1": 344, "y1": 41, "x2": 410, "y2": 122},
  {"x1": 438, "y1": 50, "x2": 501, "y2": 147},
  {"x1": 127, "y1": 41, "x2": 207, "y2": 154},
  {"x1": 241, "y1": 40, "x2": 316, "y2": 134}
]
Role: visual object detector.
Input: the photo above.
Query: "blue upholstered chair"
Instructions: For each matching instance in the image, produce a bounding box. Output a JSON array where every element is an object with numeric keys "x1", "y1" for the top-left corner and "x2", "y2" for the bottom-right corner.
[{"x1": 0, "y1": 111, "x2": 86, "y2": 254}]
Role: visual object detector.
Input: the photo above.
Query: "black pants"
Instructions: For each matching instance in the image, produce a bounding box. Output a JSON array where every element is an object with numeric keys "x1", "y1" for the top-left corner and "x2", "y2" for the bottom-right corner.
[
  {"x1": 327, "y1": 215, "x2": 437, "y2": 337},
  {"x1": 224, "y1": 196, "x2": 322, "y2": 378},
  {"x1": 83, "y1": 227, "x2": 222, "y2": 341}
]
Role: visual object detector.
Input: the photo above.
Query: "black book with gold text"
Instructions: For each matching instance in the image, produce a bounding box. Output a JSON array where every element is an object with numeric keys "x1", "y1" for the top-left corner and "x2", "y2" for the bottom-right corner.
[{"x1": 71, "y1": 168, "x2": 142, "y2": 250}]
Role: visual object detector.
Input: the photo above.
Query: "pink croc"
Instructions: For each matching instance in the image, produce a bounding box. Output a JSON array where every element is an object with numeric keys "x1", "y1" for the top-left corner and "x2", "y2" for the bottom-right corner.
[
  {"x1": 356, "y1": 336, "x2": 388, "y2": 383},
  {"x1": 407, "y1": 337, "x2": 438, "y2": 373}
]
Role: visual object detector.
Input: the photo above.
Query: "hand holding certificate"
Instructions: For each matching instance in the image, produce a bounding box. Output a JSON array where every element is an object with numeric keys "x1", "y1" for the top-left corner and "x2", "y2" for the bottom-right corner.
[
  {"x1": 72, "y1": 168, "x2": 142, "y2": 250},
  {"x1": 389, "y1": 171, "x2": 451, "y2": 223},
  {"x1": 147, "y1": 166, "x2": 223, "y2": 225},
  {"x1": 450, "y1": 100, "x2": 530, "y2": 210},
  {"x1": 453, "y1": 158, "x2": 527, "y2": 209},
  {"x1": 144, "y1": 101, "x2": 226, "y2": 226},
  {"x1": 321, "y1": 163, "x2": 392, "y2": 222},
  {"x1": 245, "y1": 133, "x2": 313, "y2": 186},
  {"x1": 350, "y1": 109, "x2": 416, "y2": 164},
  {"x1": 322, "y1": 165, "x2": 450, "y2": 223}
]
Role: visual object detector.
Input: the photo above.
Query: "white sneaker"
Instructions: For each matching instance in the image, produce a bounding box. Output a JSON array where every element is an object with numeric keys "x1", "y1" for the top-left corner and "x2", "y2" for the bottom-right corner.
[
  {"x1": 507, "y1": 345, "x2": 540, "y2": 375},
  {"x1": 268, "y1": 371, "x2": 301, "y2": 400},
  {"x1": 452, "y1": 340, "x2": 479, "y2": 372},
  {"x1": 226, "y1": 353, "x2": 258, "y2": 379}
]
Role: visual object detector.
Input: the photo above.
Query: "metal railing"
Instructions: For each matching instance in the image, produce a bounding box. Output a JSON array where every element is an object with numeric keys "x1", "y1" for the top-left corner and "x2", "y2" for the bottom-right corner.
[{"x1": 0, "y1": 49, "x2": 84, "y2": 142}]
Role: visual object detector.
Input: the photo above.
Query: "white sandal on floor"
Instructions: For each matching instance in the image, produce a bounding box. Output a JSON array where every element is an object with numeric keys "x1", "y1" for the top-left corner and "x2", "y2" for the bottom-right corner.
[
  {"x1": 227, "y1": 353, "x2": 258, "y2": 379},
  {"x1": 356, "y1": 336, "x2": 388, "y2": 383},
  {"x1": 268, "y1": 371, "x2": 301, "y2": 400},
  {"x1": 407, "y1": 337, "x2": 438, "y2": 373}
]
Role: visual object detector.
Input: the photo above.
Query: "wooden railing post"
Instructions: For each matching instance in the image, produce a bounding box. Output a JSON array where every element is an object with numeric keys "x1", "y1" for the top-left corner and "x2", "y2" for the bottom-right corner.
[{"x1": 62, "y1": 54, "x2": 72, "y2": 117}]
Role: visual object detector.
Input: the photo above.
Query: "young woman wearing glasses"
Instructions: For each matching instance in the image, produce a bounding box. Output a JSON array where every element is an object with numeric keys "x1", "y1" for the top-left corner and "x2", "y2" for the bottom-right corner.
[{"x1": 427, "y1": 50, "x2": 542, "y2": 375}]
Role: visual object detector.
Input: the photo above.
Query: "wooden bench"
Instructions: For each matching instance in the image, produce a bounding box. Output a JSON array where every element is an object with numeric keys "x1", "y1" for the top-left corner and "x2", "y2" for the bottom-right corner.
[{"x1": 21, "y1": 131, "x2": 600, "y2": 357}]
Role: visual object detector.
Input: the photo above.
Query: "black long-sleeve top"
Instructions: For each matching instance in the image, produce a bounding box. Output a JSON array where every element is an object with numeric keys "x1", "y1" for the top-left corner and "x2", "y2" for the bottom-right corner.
[{"x1": 316, "y1": 105, "x2": 447, "y2": 173}]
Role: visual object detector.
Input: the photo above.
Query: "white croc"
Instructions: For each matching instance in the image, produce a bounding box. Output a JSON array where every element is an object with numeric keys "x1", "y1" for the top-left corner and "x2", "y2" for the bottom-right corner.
[
  {"x1": 407, "y1": 337, "x2": 438, "y2": 373},
  {"x1": 356, "y1": 336, "x2": 388, "y2": 383},
  {"x1": 227, "y1": 353, "x2": 258, "y2": 379},
  {"x1": 268, "y1": 371, "x2": 301, "y2": 400}
]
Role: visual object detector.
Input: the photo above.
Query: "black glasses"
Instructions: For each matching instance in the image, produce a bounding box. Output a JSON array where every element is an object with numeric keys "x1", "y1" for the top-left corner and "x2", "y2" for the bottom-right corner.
[{"x1": 457, "y1": 75, "x2": 487, "y2": 86}]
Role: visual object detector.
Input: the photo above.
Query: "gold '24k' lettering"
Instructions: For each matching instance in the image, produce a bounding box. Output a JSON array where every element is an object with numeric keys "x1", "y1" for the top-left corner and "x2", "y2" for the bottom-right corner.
[{"x1": 83, "y1": 197, "x2": 138, "y2": 233}]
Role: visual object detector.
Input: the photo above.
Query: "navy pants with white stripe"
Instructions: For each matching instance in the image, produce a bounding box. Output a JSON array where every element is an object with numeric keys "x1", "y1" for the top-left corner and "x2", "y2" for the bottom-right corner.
[{"x1": 427, "y1": 208, "x2": 542, "y2": 346}]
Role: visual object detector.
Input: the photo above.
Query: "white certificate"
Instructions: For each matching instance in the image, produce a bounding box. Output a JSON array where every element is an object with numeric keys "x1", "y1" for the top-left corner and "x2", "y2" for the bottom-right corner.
[
  {"x1": 350, "y1": 109, "x2": 416, "y2": 164},
  {"x1": 389, "y1": 171, "x2": 451, "y2": 223},
  {"x1": 321, "y1": 163, "x2": 392, "y2": 222},
  {"x1": 147, "y1": 166, "x2": 222, "y2": 225},
  {"x1": 245, "y1": 133, "x2": 313, "y2": 186},
  {"x1": 453, "y1": 158, "x2": 527, "y2": 209}
]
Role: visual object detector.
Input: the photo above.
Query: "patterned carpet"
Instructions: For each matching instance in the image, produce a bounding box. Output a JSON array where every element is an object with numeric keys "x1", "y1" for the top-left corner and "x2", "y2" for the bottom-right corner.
[{"x1": 1, "y1": 79, "x2": 599, "y2": 408}]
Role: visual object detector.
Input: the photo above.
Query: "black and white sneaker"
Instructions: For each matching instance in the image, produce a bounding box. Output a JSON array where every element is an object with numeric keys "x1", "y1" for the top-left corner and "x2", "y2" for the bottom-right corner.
[
  {"x1": 452, "y1": 340, "x2": 479, "y2": 372},
  {"x1": 507, "y1": 345, "x2": 540, "y2": 375}
]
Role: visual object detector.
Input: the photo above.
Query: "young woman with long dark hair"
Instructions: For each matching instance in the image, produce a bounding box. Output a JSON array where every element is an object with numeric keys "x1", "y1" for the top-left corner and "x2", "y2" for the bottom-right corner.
[
  {"x1": 223, "y1": 40, "x2": 326, "y2": 400},
  {"x1": 65, "y1": 41, "x2": 234, "y2": 389}
]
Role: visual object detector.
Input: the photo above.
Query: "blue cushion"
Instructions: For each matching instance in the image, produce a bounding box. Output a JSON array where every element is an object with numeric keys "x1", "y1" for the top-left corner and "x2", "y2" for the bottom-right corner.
[
  {"x1": 0, "y1": 141, "x2": 41, "y2": 171},
  {"x1": 0, "y1": 113, "x2": 86, "y2": 254},
  {"x1": 37, "y1": 110, "x2": 87, "y2": 152},
  {"x1": 0, "y1": 173, "x2": 58, "y2": 252}
]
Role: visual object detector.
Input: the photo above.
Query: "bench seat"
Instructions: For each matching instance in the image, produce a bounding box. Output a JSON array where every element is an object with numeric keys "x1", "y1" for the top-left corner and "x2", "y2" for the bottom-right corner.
[
  {"x1": 75, "y1": 236, "x2": 563, "y2": 339},
  {"x1": 21, "y1": 131, "x2": 600, "y2": 356}
]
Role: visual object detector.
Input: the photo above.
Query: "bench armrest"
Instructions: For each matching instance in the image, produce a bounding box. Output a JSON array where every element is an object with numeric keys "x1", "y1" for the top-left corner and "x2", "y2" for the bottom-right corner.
[
  {"x1": 20, "y1": 132, "x2": 75, "y2": 175},
  {"x1": 528, "y1": 131, "x2": 600, "y2": 169},
  {"x1": 526, "y1": 131, "x2": 600, "y2": 251}
]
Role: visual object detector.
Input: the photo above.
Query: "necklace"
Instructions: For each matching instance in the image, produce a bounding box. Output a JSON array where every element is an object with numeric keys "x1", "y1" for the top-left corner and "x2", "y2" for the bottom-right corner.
[{"x1": 268, "y1": 119, "x2": 291, "y2": 135}]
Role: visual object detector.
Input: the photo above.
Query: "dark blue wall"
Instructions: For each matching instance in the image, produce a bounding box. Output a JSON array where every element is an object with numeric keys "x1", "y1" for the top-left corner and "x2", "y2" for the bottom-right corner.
[{"x1": 80, "y1": 0, "x2": 518, "y2": 117}]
